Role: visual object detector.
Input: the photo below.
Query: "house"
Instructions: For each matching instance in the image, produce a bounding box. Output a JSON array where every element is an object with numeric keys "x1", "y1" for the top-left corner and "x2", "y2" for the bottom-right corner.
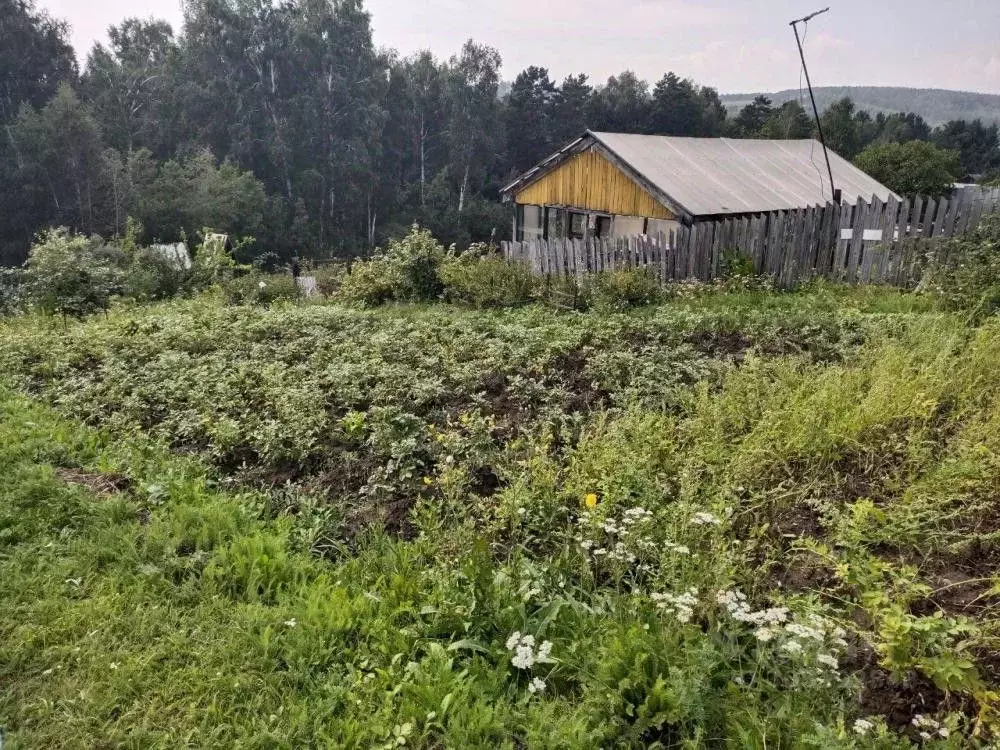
[{"x1": 500, "y1": 131, "x2": 896, "y2": 241}]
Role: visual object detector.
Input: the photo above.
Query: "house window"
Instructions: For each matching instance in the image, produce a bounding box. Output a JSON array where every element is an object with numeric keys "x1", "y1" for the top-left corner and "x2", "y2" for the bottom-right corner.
[
  {"x1": 595, "y1": 215, "x2": 612, "y2": 238},
  {"x1": 516, "y1": 205, "x2": 544, "y2": 241},
  {"x1": 569, "y1": 212, "x2": 587, "y2": 239}
]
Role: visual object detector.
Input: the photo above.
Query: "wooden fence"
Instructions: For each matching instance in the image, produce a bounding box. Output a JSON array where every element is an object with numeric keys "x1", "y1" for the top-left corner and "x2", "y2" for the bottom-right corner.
[{"x1": 501, "y1": 188, "x2": 1000, "y2": 288}]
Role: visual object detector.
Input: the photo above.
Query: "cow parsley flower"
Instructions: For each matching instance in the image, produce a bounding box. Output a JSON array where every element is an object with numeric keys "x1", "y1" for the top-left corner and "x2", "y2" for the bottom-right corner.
[
  {"x1": 853, "y1": 718, "x2": 874, "y2": 736},
  {"x1": 817, "y1": 653, "x2": 838, "y2": 670},
  {"x1": 528, "y1": 677, "x2": 546, "y2": 693}
]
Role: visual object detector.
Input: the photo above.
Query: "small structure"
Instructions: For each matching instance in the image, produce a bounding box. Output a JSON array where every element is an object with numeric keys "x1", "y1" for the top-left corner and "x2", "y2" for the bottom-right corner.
[
  {"x1": 296, "y1": 276, "x2": 318, "y2": 296},
  {"x1": 501, "y1": 131, "x2": 896, "y2": 241},
  {"x1": 149, "y1": 242, "x2": 192, "y2": 270}
]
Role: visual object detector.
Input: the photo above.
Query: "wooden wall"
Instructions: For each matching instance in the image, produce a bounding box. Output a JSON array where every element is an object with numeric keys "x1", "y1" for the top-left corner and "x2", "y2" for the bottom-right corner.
[{"x1": 514, "y1": 149, "x2": 675, "y2": 220}]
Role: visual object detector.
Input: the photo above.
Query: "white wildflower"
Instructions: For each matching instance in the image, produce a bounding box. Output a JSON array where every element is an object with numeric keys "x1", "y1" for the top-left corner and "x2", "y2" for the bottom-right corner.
[
  {"x1": 817, "y1": 653, "x2": 838, "y2": 670},
  {"x1": 781, "y1": 641, "x2": 803, "y2": 656},
  {"x1": 537, "y1": 640, "x2": 553, "y2": 663},
  {"x1": 506, "y1": 632, "x2": 549, "y2": 670},
  {"x1": 284, "y1": 618, "x2": 297, "y2": 628},
  {"x1": 511, "y1": 644, "x2": 535, "y2": 670},
  {"x1": 528, "y1": 676, "x2": 546, "y2": 693},
  {"x1": 754, "y1": 627, "x2": 776, "y2": 643},
  {"x1": 653, "y1": 587, "x2": 699, "y2": 623},
  {"x1": 853, "y1": 718, "x2": 874, "y2": 736},
  {"x1": 691, "y1": 512, "x2": 722, "y2": 526},
  {"x1": 919, "y1": 731, "x2": 931, "y2": 741},
  {"x1": 258, "y1": 281, "x2": 267, "y2": 289}
]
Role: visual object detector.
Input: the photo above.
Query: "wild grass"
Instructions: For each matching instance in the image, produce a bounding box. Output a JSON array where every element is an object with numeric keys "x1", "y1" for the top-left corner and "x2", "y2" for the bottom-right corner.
[{"x1": 1, "y1": 285, "x2": 998, "y2": 747}]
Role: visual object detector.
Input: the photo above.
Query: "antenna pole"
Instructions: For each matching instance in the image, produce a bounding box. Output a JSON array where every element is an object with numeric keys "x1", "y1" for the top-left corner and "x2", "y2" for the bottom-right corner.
[{"x1": 790, "y1": 8, "x2": 840, "y2": 203}]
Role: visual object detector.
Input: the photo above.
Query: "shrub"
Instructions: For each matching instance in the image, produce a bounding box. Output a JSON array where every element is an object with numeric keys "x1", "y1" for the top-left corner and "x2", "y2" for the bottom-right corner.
[
  {"x1": 923, "y1": 212, "x2": 1000, "y2": 316},
  {"x1": 22, "y1": 228, "x2": 123, "y2": 319},
  {"x1": 123, "y1": 247, "x2": 189, "y2": 302},
  {"x1": 314, "y1": 263, "x2": 349, "y2": 296},
  {"x1": 584, "y1": 269, "x2": 661, "y2": 310},
  {"x1": 440, "y1": 255, "x2": 538, "y2": 308},
  {"x1": 223, "y1": 273, "x2": 301, "y2": 306},
  {"x1": 0, "y1": 267, "x2": 24, "y2": 316},
  {"x1": 854, "y1": 141, "x2": 960, "y2": 198},
  {"x1": 339, "y1": 225, "x2": 445, "y2": 306},
  {"x1": 338, "y1": 257, "x2": 405, "y2": 306},
  {"x1": 252, "y1": 251, "x2": 282, "y2": 274}
]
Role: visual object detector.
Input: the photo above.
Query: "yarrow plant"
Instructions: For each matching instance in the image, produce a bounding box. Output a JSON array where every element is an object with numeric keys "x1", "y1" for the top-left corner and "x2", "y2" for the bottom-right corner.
[
  {"x1": 505, "y1": 632, "x2": 553, "y2": 671},
  {"x1": 853, "y1": 718, "x2": 875, "y2": 736},
  {"x1": 651, "y1": 587, "x2": 700, "y2": 623},
  {"x1": 505, "y1": 632, "x2": 554, "y2": 697},
  {"x1": 911, "y1": 715, "x2": 950, "y2": 741},
  {"x1": 575, "y1": 505, "x2": 685, "y2": 576},
  {"x1": 715, "y1": 589, "x2": 849, "y2": 685}
]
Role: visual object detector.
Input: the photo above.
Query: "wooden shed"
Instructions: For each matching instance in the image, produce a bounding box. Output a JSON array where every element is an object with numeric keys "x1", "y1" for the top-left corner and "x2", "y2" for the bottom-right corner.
[{"x1": 500, "y1": 131, "x2": 896, "y2": 242}]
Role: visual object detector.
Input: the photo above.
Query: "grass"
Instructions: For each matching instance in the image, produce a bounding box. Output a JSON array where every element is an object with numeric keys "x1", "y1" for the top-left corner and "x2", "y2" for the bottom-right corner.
[{"x1": 1, "y1": 284, "x2": 998, "y2": 748}]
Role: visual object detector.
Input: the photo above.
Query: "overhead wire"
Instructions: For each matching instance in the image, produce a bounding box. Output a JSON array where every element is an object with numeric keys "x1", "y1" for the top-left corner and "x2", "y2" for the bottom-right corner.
[{"x1": 799, "y1": 20, "x2": 827, "y2": 201}]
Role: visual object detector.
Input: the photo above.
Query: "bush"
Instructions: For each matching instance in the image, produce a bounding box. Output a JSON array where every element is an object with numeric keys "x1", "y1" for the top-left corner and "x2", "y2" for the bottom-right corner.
[
  {"x1": 854, "y1": 141, "x2": 960, "y2": 198},
  {"x1": 252, "y1": 252, "x2": 282, "y2": 274},
  {"x1": 339, "y1": 226, "x2": 445, "y2": 306},
  {"x1": 22, "y1": 228, "x2": 124, "y2": 318},
  {"x1": 123, "y1": 247, "x2": 189, "y2": 301},
  {"x1": 440, "y1": 255, "x2": 538, "y2": 308},
  {"x1": 338, "y1": 257, "x2": 405, "y2": 306},
  {"x1": 223, "y1": 273, "x2": 301, "y2": 306},
  {"x1": 0, "y1": 267, "x2": 24, "y2": 316},
  {"x1": 923, "y1": 212, "x2": 1000, "y2": 316},
  {"x1": 584, "y1": 269, "x2": 661, "y2": 310},
  {"x1": 314, "y1": 263, "x2": 349, "y2": 296}
]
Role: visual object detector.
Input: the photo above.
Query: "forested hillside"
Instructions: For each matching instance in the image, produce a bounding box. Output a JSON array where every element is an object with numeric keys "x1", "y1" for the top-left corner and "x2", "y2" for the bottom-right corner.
[
  {"x1": 2, "y1": 0, "x2": 999, "y2": 267},
  {"x1": 722, "y1": 87, "x2": 1000, "y2": 126}
]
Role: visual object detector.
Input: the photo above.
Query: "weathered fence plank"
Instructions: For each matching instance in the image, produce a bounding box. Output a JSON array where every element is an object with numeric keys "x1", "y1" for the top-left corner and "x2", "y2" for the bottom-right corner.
[{"x1": 503, "y1": 191, "x2": 995, "y2": 290}]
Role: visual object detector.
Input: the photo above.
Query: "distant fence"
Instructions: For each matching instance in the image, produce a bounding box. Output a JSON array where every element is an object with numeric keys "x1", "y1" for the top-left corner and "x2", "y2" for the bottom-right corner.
[{"x1": 501, "y1": 188, "x2": 1000, "y2": 288}]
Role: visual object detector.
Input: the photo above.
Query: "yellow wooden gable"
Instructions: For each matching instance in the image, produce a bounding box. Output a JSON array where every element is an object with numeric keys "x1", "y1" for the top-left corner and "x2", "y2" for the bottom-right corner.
[{"x1": 514, "y1": 149, "x2": 675, "y2": 220}]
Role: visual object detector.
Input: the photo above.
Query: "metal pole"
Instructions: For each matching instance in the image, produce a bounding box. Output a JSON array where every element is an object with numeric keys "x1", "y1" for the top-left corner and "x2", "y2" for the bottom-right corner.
[{"x1": 790, "y1": 8, "x2": 840, "y2": 203}]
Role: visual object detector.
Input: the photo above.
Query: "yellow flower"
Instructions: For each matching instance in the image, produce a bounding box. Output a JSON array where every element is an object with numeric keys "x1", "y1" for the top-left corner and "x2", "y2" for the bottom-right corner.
[
  {"x1": 423, "y1": 476, "x2": 434, "y2": 486},
  {"x1": 584, "y1": 493, "x2": 599, "y2": 509}
]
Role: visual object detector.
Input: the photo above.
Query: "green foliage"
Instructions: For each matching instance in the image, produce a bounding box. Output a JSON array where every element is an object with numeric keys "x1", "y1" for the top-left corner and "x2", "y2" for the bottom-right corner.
[
  {"x1": 223, "y1": 273, "x2": 301, "y2": 306},
  {"x1": 584, "y1": 269, "x2": 661, "y2": 310},
  {"x1": 122, "y1": 247, "x2": 188, "y2": 301},
  {"x1": 440, "y1": 251, "x2": 538, "y2": 307},
  {"x1": 22, "y1": 228, "x2": 123, "y2": 318},
  {"x1": 313, "y1": 264, "x2": 348, "y2": 296},
  {"x1": 252, "y1": 251, "x2": 282, "y2": 274},
  {"x1": 138, "y1": 152, "x2": 267, "y2": 244},
  {"x1": 0, "y1": 267, "x2": 25, "y2": 315},
  {"x1": 3, "y1": 285, "x2": 1000, "y2": 744},
  {"x1": 922, "y1": 212, "x2": 1000, "y2": 316},
  {"x1": 854, "y1": 141, "x2": 961, "y2": 197},
  {"x1": 340, "y1": 226, "x2": 445, "y2": 305},
  {"x1": 191, "y1": 231, "x2": 240, "y2": 285}
]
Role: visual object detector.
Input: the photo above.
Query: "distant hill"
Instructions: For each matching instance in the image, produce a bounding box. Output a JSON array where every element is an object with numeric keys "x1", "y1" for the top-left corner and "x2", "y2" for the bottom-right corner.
[{"x1": 720, "y1": 87, "x2": 1000, "y2": 126}]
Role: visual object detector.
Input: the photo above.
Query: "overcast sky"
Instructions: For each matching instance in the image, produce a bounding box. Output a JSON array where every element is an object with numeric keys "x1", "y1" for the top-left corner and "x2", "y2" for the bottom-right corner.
[{"x1": 40, "y1": 0, "x2": 1000, "y2": 94}]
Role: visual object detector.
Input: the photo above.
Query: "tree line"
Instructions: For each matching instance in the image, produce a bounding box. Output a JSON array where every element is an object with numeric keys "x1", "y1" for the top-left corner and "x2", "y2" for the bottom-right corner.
[{"x1": 2, "y1": 0, "x2": 999, "y2": 266}]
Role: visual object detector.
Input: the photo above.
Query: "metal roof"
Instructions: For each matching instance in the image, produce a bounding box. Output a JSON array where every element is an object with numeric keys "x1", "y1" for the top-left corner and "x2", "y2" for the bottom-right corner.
[{"x1": 503, "y1": 131, "x2": 896, "y2": 218}]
